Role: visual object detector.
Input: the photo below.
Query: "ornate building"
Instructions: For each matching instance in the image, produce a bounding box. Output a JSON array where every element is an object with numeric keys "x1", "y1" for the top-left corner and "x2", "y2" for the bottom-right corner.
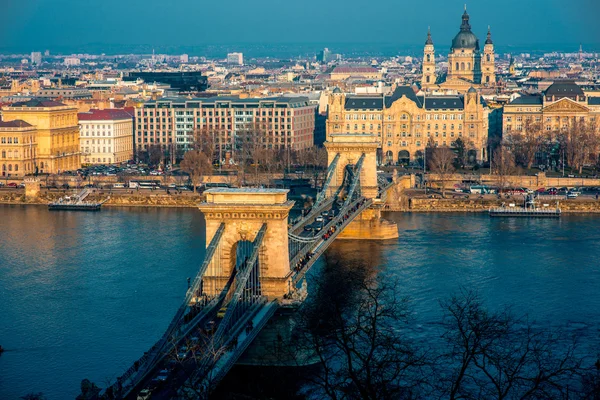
[
  {"x1": 326, "y1": 86, "x2": 490, "y2": 165},
  {"x1": 503, "y1": 81, "x2": 600, "y2": 135},
  {"x1": 422, "y1": 8, "x2": 496, "y2": 92},
  {"x1": 1, "y1": 99, "x2": 81, "y2": 174}
]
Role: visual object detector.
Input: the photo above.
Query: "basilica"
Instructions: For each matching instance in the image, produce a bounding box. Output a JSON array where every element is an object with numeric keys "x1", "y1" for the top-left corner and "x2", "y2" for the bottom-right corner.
[{"x1": 422, "y1": 8, "x2": 496, "y2": 92}]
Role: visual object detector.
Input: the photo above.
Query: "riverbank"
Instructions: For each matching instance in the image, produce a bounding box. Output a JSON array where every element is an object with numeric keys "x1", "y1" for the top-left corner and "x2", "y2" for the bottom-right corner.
[
  {"x1": 0, "y1": 191, "x2": 204, "y2": 208},
  {"x1": 384, "y1": 196, "x2": 600, "y2": 213}
]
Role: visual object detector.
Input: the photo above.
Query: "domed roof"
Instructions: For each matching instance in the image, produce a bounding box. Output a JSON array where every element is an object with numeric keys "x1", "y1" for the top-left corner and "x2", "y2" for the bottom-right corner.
[
  {"x1": 451, "y1": 9, "x2": 480, "y2": 51},
  {"x1": 467, "y1": 86, "x2": 477, "y2": 94}
]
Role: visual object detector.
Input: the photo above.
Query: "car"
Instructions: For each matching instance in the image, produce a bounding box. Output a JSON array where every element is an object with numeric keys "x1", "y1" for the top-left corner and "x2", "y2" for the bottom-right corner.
[
  {"x1": 567, "y1": 192, "x2": 579, "y2": 199},
  {"x1": 113, "y1": 183, "x2": 125, "y2": 189},
  {"x1": 217, "y1": 307, "x2": 227, "y2": 319},
  {"x1": 156, "y1": 369, "x2": 169, "y2": 381},
  {"x1": 304, "y1": 225, "x2": 313, "y2": 232},
  {"x1": 6, "y1": 182, "x2": 17, "y2": 187},
  {"x1": 315, "y1": 216, "x2": 324, "y2": 223},
  {"x1": 176, "y1": 351, "x2": 188, "y2": 360},
  {"x1": 321, "y1": 211, "x2": 329, "y2": 217},
  {"x1": 137, "y1": 388, "x2": 152, "y2": 400}
]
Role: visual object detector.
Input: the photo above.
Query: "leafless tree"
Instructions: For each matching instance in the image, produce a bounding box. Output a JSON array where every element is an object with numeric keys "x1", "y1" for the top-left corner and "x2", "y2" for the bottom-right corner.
[
  {"x1": 505, "y1": 120, "x2": 545, "y2": 169},
  {"x1": 558, "y1": 119, "x2": 600, "y2": 174},
  {"x1": 298, "y1": 260, "x2": 431, "y2": 400},
  {"x1": 438, "y1": 290, "x2": 584, "y2": 400},
  {"x1": 492, "y1": 145, "x2": 516, "y2": 191},
  {"x1": 180, "y1": 150, "x2": 213, "y2": 193},
  {"x1": 147, "y1": 145, "x2": 163, "y2": 168},
  {"x1": 428, "y1": 146, "x2": 455, "y2": 198}
]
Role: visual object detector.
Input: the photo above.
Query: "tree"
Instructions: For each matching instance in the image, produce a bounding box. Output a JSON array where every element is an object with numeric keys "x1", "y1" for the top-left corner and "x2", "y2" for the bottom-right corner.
[
  {"x1": 299, "y1": 259, "x2": 430, "y2": 400},
  {"x1": 428, "y1": 146, "x2": 455, "y2": 198},
  {"x1": 147, "y1": 145, "x2": 163, "y2": 168},
  {"x1": 504, "y1": 120, "x2": 545, "y2": 169},
  {"x1": 180, "y1": 150, "x2": 213, "y2": 193},
  {"x1": 452, "y1": 138, "x2": 475, "y2": 169},
  {"x1": 558, "y1": 119, "x2": 599, "y2": 174},
  {"x1": 438, "y1": 290, "x2": 583, "y2": 400},
  {"x1": 492, "y1": 145, "x2": 515, "y2": 191}
]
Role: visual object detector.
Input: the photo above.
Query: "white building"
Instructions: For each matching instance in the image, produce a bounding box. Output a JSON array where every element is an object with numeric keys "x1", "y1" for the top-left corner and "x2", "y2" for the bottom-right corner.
[
  {"x1": 227, "y1": 52, "x2": 243, "y2": 65},
  {"x1": 64, "y1": 57, "x2": 81, "y2": 67},
  {"x1": 30, "y1": 52, "x2": 42, "y2": 66},
  {"x1": 78, "y1": 109, "x2": 134, "y2": 164}
]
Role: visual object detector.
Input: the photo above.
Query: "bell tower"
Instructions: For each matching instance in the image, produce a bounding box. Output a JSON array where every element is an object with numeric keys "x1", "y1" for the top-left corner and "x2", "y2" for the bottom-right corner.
[
  {"x1": 421, "y1": 27, "x2": 436, "y2": 89},
  {"x1": 481, "y1": 26, "x2": 496, "y2": 86}
]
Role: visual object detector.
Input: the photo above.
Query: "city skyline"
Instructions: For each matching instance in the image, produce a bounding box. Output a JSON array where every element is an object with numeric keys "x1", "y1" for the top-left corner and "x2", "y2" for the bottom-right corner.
[{"x1": 1, "y1": 0, "x2": 599, "y2": 56}]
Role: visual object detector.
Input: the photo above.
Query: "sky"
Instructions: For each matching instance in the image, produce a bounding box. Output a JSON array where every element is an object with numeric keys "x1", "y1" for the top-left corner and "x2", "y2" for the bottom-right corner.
[{"x1": 0, "y1": 0, "x2": 598, "y2": 55}]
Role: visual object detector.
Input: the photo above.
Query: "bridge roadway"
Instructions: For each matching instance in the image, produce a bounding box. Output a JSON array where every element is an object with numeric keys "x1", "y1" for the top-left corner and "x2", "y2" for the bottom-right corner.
[
  {"x1": 120, "y1": 194, "x2": 373, "y2": 399},
  {"x1": 108, "y1": 153, "x2": 391, "y2": 399}
]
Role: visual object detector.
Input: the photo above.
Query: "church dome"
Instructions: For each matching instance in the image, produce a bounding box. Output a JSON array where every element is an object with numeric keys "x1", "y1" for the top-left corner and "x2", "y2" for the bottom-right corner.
[{"x1": 451, "y1": 9, "x2": 479, "y2": 51}]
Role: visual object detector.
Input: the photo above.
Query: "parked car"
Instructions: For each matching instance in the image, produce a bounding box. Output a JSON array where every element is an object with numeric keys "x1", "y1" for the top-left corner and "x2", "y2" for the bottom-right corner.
[
  {"x1": 6, "y1": 182, "x2": 17, "y2": 187},
  {"x1": 315, "y1": 216, "x2": 324, "y2": 223},
  {"x1": 567, "y1": 192, "x2": 579, "y2": 199}
]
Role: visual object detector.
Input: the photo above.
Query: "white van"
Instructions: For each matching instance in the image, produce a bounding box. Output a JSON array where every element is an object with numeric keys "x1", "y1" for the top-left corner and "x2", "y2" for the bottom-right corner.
[{"x1": 113, "y1": 183, "x2": 125, "y2": 189}]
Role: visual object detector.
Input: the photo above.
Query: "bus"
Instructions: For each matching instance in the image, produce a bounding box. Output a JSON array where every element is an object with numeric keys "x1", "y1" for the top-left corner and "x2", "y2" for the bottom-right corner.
[{"x1": 129, "y1": 180, "x2": 161, "y2": 189}]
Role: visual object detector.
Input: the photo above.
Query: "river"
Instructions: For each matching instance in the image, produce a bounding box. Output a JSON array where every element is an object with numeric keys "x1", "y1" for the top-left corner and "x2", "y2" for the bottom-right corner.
[{"x1": 1, "y1": 206, "x2": 600, "y2": 399}]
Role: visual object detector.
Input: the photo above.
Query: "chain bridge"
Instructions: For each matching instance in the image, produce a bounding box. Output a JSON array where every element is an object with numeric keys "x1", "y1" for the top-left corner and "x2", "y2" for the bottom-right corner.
[{"x1": 103, "y1": 134, "x2": 398, "y2": 399}]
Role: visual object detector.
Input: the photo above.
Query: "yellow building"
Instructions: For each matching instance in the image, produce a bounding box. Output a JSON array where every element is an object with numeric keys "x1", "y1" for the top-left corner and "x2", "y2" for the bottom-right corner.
[
  {"x1": 422, "y1": 8, "x2": 496, "y2": 92},
  {"x1": 0, "y1": 120, "x2": 37, "y2": 178},
  {"x1": 503, "y1": 81, "x2": 600, "y2": 135},
  {"x1": 1, "y1": 99, "x2": 81, "y2": 174},
  {"x1": 327, "y1": 86, "x2": 490, "y2": 165}
]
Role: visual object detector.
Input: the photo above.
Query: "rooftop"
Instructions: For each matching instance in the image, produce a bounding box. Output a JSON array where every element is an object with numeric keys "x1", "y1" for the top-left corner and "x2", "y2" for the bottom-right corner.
[
  {"x1": 0, "y1": 119, "x2": 33, "y2": 128},
  {"x1": 545, "y1": 81, "x2": 585, "y2": 97},
  {"x1": 78, "y1": 109, "x2": 134, "y2": 121},
  {"x1": 508, "y1": 95, "x2": 544, "y2": 105},
  {"x1": 9, "y1": 98, "x2": 67, "y2": 108}
]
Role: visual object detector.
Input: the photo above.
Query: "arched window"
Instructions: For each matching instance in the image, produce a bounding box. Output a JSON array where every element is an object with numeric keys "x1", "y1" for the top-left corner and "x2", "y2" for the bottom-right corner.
[
  {"x1": 486, "y1": 54, "x2": 491, "y2": 62},
  {"x1": 426, "y1": 76, "x2": 430, "y2": 83},
  {"x1": 426, "y1": 54, "x2": 431, "y2": 62},
  {"x1": 8, "y1": 164, "x2": 12, "y2": 171},
  {"x1": 461, "y1": 62, "x2": 465, "y2": 70},
  {"x1": 456, "y1": 62, "x2": 459, "y2": 71},
  {"x1": 14, "y1": 165, "x2": 18, "y2": 172},
  {"x1": 467, "y1": 62, "x2": 471, "y2": 70},
  {"x1": 486, "y1": 76, "x2": 490, "y2": 83},
  {"x1": 1, "y1": 151, "x2": 4, "y2": 158}
]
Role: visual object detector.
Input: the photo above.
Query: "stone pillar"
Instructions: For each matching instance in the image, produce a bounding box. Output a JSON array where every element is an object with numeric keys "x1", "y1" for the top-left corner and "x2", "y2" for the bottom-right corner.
[
  {"x1": 337, "y1": 207, "x2": 398, "y2": 240},
  {"x1": 198, "y1": 189, "x2": 295, "y2": 299},
  {"x1": 23, "y1": 178, "x2": 41, "y2": 200}
]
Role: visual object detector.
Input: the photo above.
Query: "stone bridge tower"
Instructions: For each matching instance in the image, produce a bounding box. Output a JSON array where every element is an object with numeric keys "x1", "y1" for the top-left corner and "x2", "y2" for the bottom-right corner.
[
  {"x1": 198, "y1": 189, "x2": 294, "y2": 299},
  {"x1": 324, "y1": 133, "x2": 379, "y2": 199}
]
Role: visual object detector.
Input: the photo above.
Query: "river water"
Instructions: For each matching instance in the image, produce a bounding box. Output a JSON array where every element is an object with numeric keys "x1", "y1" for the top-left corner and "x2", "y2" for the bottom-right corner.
[{"x1": 1, "y1": 206, "x2": 600, "y2": 399}]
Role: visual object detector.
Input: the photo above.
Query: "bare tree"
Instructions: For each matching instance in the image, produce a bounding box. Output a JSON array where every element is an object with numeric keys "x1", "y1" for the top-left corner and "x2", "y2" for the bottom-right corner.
[
  {"x1": 505, "y1": 120, "x2": 545, "y2": 169},
  {"x1": 559, "y1": 119, "x2": 599, "y2": 174},
  {"x1": 438, "y1": 290, "x2": 584, "y2": 400},
  {"x1": 147, "y1": 145, "x2": 163, "y2": 168},
  {"x1": 428, "y1": 146, "x2": 455, "y2": 198},
  {"x1": 492, "y1": 145, "x2": 515, "y2": 191},
  {"x1": 298, "y1": 261, "x2": 430, "y2": 400},
  {"x1": 180, "y1": 150, "x2": 213, "y2": 193},
  {"x1": 453, "y1": 138, "x2": 475, "y2": 169}
]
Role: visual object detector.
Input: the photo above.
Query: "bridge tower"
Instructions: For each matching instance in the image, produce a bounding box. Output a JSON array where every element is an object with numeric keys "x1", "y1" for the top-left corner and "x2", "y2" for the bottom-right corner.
[
  {"x1": 324, "y1": 133, "x2": 399, "y2": 240},
  {"x1": 324, "y1": 133, "x2": 379, "y2": 199},
  {"x1": 198, "y1": 188, "x2": 294, "y2": 299}
]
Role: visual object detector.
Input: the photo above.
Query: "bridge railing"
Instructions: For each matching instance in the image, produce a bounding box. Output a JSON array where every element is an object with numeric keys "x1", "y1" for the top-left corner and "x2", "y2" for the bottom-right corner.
[
  {"x1": 291, "y1": 196, "x2": 373, "y2": 286},
  {"x1": 314, "y1": 153, "x2": 340, "y2": 206}
]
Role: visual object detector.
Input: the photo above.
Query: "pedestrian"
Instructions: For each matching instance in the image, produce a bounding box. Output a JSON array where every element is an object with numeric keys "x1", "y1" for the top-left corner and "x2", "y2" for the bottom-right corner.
[{"x1": 596, "y1": 192, "x2": 599, "y2": 201}]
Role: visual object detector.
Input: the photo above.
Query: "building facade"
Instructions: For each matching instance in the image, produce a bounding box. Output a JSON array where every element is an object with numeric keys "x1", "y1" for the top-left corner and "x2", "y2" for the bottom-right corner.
[
  {"x1": 327, "y1": 86, "x2": 490, "y2": 164},
  {"x1": 227, "y1": 52, "x2": 244, "y2": 65},
  {"x1": 78, "y1": 109, "x2": 134, "y2": 165},
  {"x1": 1, "y1": 99, "x2": 80, "y2": 174},
  {"x1": 503, "y1": 81, "x2": 600, "y2": 136},
  {"x1": 135, "y1": 96, "x2": 316, "y2": 159},
  {"x1": 0, "y1": 120, "x2": 37, "y2": 178}
]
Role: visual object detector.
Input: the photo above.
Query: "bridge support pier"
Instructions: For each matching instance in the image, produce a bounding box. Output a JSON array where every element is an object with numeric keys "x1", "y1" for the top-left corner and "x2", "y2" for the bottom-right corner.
[
  {"x1": 336, "y1": 206, "x2": 398, "y2": 240},
  {"x1": 236, "y1": 305, "x2": 318, "y2": 367}
]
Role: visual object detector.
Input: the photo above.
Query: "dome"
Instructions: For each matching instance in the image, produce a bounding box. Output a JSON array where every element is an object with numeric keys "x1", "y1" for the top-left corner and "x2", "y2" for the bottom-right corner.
[
  {"x1": 467, "y1": 86, "x2": 477, "y2": 94},
  {"x1": 451, "y1": 31, "x2": 479, "y2": 50},
  {"x1": 451, "y1": 9, "x2": 480, "y2": 51},
  {"x1": 332, "y1": 87, "x2": 342, "y2": 94}
]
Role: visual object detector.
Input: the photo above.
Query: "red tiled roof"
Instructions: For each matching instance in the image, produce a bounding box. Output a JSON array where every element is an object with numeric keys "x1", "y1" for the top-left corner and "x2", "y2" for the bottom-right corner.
[{"x1": 78, "y1": 109, "x2": 134, "y2": 121}]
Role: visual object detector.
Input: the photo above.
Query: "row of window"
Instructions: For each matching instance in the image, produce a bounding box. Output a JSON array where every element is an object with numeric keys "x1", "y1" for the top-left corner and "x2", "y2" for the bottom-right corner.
[{"x1": 0, "y1": 137, "x2": 19, "y2": 144}]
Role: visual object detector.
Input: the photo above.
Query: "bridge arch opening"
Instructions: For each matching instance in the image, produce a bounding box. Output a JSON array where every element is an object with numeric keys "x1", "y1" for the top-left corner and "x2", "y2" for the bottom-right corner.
[{"x1": 232, "y1": 239, "x2": 262, "y2": 295}]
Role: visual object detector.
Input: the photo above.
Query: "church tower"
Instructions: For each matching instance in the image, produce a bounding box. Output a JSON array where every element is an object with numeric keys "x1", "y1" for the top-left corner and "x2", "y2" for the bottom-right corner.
[
  {"x1": 481, "y1": 26, "x2": 496, "y2": 86},
  {"x1": 421, "y1": 27, "x2": 436, "y2": 88}
]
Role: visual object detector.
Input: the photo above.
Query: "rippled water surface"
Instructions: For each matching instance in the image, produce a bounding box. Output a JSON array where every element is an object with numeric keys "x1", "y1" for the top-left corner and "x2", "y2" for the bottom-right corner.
[{"x1": 1, "y1": 207, "x2": 600, "y2": 399}]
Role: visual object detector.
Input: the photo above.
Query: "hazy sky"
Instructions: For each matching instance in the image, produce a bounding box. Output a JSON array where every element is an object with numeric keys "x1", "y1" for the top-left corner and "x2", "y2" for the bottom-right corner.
[{"x1": 1, "y1": 0, "x2": 598, "y2": 54}]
